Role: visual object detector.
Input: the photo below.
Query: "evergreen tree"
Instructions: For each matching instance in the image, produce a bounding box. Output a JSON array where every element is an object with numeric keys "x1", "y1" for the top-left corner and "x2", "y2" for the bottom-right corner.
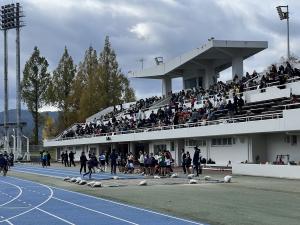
[
  {"x1": 48, "y1": 47, "x2": 76, "y2": 131},
  {"x1": 99, "y1": 36, "x2": 135, "y2": 107},
  {"x1": 22, "y1": 47, "x2": 50, "y2": 144},
  {"x1": 70, "y1": 46, "x2": 99, "y2": 122}
]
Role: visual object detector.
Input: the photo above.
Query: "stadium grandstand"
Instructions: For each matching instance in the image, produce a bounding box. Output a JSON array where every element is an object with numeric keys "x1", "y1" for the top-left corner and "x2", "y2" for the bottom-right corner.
[{"x1": 44, "y1": 39, "x2": 300, "y2": 178}]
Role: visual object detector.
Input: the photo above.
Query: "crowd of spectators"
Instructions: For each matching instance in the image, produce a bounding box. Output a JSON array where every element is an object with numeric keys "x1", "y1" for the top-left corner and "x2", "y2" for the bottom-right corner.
[{"x1": 60, "y1": 63, "x2": 300, "y2": 140}]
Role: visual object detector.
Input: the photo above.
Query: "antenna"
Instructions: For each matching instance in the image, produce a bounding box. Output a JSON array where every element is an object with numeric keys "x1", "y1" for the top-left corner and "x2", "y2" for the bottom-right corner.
[{"x1": 138, "y1": 58, "x2": 144, "y2": 70}]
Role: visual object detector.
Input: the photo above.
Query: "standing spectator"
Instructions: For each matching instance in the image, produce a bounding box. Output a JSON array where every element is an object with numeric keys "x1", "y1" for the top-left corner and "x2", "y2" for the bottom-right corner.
[
  {"x1": 64, "y1": 151, "x2": 69, "y2": 167},
  {"x1": 69, "y1": 151, "x2": 76, "y2": 167},
  {"x1": 193, "y1": 147, "x2": 201, "y2": 176},
  {"x1": 99, "y1": 152, "x2": 106, "y2": 172},
  {"x1": 138, "y1": 151, "x2": 144, "y2": 174},
  {"x1": 60, "y1": 152, "x2": 65, "y2": 165},
  {"x1": 42, "y1": 150, "x2": 47, "y2": 168},
  {"x1": 46, "y1": 151, "x2": 51, "y2": 166},
  {"x1": 181, "y1": 149, "x2": 187, "y2": 174},
  {"x1": 226, "y1": 100, "x2": 234, "y2": 118},
  {"x1": 186, "y1": 151, "x2": 192, "y2": 175},
  {"x1": 110, "y1": 149, "x2": 118, "y2": 174},
  {"x1": 0, "y1": 153, "x2": 8, "y2": 176},
  {"x1": 9, "y1": 152, "x2": 14, "y2": 167},
  {"x1": 80, "y1": 151, "x2": 87, "y2": 174}
]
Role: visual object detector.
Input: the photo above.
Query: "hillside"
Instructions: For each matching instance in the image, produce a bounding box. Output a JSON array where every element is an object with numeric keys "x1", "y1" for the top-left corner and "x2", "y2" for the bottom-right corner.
[{"x1": 0, "y1": 109, "x2": 59, "y2": 139}]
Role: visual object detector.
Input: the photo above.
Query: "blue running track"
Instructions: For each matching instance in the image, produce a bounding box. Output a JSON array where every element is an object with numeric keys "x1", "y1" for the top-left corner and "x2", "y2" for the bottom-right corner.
[
  {"x1": 12, "y1": 164, "x2": 143, "y2": 180},
  {"x1": 0, "y1": 176, "x2": 206, "y2": 225}
]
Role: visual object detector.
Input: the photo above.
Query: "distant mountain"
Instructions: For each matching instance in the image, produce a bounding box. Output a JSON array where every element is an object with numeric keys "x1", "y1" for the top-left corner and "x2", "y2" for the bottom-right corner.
[{"x1": 0, "y1": 109, "x2": 59, "y2": 139}]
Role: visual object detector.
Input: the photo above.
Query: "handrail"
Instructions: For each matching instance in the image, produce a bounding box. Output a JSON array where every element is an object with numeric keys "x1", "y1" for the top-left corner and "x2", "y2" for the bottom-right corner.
[
  {"x1": 243, "y1": 75, "x2": 300, "y2": 92},
  {"x1": 52, "y1": 76, "x2": 300, "y2": 140},
  {"x1": 46, "y1": 110, "x2": 288, "y2": 142}
]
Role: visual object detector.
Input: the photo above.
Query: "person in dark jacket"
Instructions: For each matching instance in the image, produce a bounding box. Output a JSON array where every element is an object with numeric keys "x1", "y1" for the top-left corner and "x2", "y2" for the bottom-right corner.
[
  {"x1": 79, "y1": 151, "x2": 87, "y2": 174},
  {"x1": 0, "y1": 153, "x2": 8, "y2": 176},
  {"x1": 193, "y1": 147, "x2": 201, "y2": 176},
  {"x1": 110, "y1": 149, "x2": 118, "y2": 174},
  {"x1": 46, "y1": 151, "x2": 51, "y2": 166},
  {"x1": 181, "y1": 149, "x2": 187, "y2": 174},
  {"x1": 69, "y1": 151, "x2": 76, "y2": 167},
  {"x1": 83, "y1": 158, "x2": 94, "y2": 179},
  {"x1": 64, "y1": 151, "x2": 69, "y2": 167}
]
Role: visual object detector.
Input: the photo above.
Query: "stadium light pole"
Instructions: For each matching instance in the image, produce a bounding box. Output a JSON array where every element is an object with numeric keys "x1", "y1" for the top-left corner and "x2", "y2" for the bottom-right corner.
[
  {"x1": 276, "y1": 5, "x2": 290, "y2": 60},
  {"x1": 0, "y1": 3, "x2": 25, "y2": 156}
]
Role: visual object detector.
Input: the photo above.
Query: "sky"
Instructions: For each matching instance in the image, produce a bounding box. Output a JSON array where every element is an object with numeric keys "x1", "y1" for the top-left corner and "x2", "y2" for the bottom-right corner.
[{"x1": 0, "y1": 0, "x2": 299, "y2": 112}]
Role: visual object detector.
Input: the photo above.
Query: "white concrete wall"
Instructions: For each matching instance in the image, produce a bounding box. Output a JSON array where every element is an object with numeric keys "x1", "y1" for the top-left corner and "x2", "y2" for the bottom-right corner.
[
  {"x1": 233, "y1": 163, "x2": 300, "y2": 179},
  {"x1": 266, "y1": 133, "x2": 300, "y2": 163},
  {"x1": 209, "y1": 137, "x2": 249, "y2": 165},
  {"x1": 249, "y1": 87, "x2": 291, "y2": 102},
  {"x1": 252, "y1": 134, "x2": 267, "y2": 163}
]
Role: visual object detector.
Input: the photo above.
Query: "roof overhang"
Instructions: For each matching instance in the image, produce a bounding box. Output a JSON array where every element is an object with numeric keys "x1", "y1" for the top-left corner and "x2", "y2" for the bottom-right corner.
[{"x1": 130, "y1": 40, "x2": 268, "y2": 79}]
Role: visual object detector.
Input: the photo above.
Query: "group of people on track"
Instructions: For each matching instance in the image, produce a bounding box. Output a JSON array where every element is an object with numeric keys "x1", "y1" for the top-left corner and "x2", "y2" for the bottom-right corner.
[{"x1": 60, "y1": 150, "x2": 76, "y2": 167}]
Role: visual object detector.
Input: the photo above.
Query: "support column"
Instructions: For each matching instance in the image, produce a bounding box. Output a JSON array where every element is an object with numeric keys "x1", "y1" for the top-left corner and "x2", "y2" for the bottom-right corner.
[
  {"x1": 162, "y1": 77, "x2": 172, "y2": 97},
  {"x1": 3, "y1": 30, "x2": 9, "y2": 153},
  {"x1": 129, "y1": 142, "x2": 134, "y2": 154},
  {"x1": 16, "y1": 24, "x2": 22, "y2": 158},
  {"x1": 204, "y1": 66, "x2": 215, "y2": 89},
  {"x1": 232, "y1": 56, "x2": 243, "y2": 79}
]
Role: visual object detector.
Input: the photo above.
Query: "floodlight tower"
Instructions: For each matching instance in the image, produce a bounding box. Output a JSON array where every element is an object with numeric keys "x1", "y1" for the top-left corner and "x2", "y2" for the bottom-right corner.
[
  {"x1": 276, "y1": 5, "x2": 290, "y2": 60},
  {"x1": 0, "y1": 3, "x2": 25, "y2": 156}
]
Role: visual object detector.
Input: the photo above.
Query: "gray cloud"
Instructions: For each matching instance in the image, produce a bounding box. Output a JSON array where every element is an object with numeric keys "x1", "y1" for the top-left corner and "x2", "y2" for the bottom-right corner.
[{"x1": 0, "y1": 0, "x2": 299, "y2": 111}]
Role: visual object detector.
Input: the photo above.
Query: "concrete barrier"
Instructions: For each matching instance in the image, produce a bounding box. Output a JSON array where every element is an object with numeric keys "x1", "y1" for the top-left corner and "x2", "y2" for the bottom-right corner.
[{"x1": 232, "y1": 163, "x2": 300, "y2": 179}]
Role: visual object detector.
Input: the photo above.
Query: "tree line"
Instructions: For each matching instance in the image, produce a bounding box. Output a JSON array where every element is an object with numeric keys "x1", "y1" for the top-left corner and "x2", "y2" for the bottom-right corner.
[{"x1": 21, "y1": 36, "x2": 136, "y2": 144}]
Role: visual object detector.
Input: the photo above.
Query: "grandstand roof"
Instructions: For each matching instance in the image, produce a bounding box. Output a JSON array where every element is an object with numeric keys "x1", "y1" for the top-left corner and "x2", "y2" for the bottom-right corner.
[{"x1": 131, "y1": 40, "x2": 268, "y2": 79}]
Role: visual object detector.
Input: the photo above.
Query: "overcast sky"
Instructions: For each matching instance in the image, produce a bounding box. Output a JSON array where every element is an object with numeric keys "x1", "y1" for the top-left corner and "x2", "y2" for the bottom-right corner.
[{"x1": 0, "y1": 0, "x2": 299, "y2": 112}]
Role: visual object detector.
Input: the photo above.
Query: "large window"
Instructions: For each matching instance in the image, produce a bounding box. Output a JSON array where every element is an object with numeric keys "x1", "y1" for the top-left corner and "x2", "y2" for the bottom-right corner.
[
  {"x1": 185, "y1": 139, "x2": 206, "y2": 147},
  {"x1": 154, "y1": 144, "x2": 167, "y2": 155},
  {"x1": 284, "y1": 135, "x2": 298, "y2": 146},
  {"x1": 211, "y1": 137, "x2": 235, "y2": 146}
]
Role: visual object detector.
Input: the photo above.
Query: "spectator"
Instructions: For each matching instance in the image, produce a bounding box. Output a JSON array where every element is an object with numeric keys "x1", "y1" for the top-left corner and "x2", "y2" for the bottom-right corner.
[
  {"x1": 80, "y1": 151, "x2": 87, "y2": 174},
  {"x1": 110, "y1": 149, "x2": 118, "y2": 174}
]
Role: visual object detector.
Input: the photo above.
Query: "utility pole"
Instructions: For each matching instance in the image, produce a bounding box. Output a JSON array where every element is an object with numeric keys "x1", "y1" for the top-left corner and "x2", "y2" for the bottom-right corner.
[
  {"x1": 0, "y1": 3, "x2": 25, "y2": 157},
  {"x1": 16, "y1": 3, "x2": 22, "y2": 157},
  {"x1": 4, "y1": 29, "x2": 8, "y2": 152},
  {"x1": 276, "y1": 5, "x2": 290, "y2": 60}
]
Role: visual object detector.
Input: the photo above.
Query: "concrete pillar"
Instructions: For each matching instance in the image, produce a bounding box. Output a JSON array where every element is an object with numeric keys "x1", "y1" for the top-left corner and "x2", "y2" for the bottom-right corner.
[
  {"x1": 162, "y1": 77, "x2": 172, "y2": 97},
  {"x1": 232, "y1": 56, "x2": 243, "y2": 79},
  {"x1": 129, "y1": 142, "x2": 134, "y2": 154},
  {"x1": 204, "y1": 66, "x2": 215, "y2": 89}
]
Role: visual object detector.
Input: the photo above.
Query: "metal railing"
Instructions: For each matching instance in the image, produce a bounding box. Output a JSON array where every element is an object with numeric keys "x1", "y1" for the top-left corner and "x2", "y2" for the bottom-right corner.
[{"x1": 47, "y1": 111, "x2": 285, "y2": 142}]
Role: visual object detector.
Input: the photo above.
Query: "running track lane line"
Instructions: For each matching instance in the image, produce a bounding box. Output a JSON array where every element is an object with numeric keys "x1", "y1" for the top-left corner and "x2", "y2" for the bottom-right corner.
[
  {"x1": 13, "y1": 167, "x2": 111, "y2": 179},
  {"x1": 15, "y1": 165, "x2": 141, "y2": 179},
  {"x1": 0, "y1": 180, "x2": 53, "y2": 223},
  {"x1": 36, "y1": 208, "x2": 75, "y2": 225},
  {"x1": 4, "y1": 220, "x2": 13, "y2": 225},
  {"x1": 0, "y1": 181, "x2": 23, "y2": 207},
  {"x1": 8, "y1": 177, "x2": 202, "y2": 225},
  {"x1": 52, "y1": 197, "x2": 139, "y2": 225},
  {"x1": 52, "y1": 187, "x2": 202, "y2": 225},
  {"x1": 11, "y1": 169, "x2": 62, "y2": 179}
]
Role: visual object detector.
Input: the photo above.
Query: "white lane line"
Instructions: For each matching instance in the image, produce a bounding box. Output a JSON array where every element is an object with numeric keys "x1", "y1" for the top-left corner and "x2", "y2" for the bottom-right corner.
[
  {"x1": 10, "y1": 170, "x2": 63, "y2": 179},
  {"x1": 0, "y1": 179, "x2": 54, "y2": 223},
  {"x1": 14, "y1": 166, "x2": 122, "y2": 179},
  {"x1": 53, "y1": 187, "x2": 201, "y2": 225},
  {"x1": 36, "y1": 208, "x2": 75, "y2": 225},
  {"x1": 8, "y1": 176, "x2": 201, "y2": 225},
  {"x1": 5, "y1": 220, "x2": 13, "y2": 225},
  {"x1": 52, "y1": 197, "x2": 139, "y2": 225},
  {"x1": 0, "y1": 181, "x2": 23, "y2": 207},
  {"x1": 0, "y1": 216, "x2": 4, "y2": 219}
]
